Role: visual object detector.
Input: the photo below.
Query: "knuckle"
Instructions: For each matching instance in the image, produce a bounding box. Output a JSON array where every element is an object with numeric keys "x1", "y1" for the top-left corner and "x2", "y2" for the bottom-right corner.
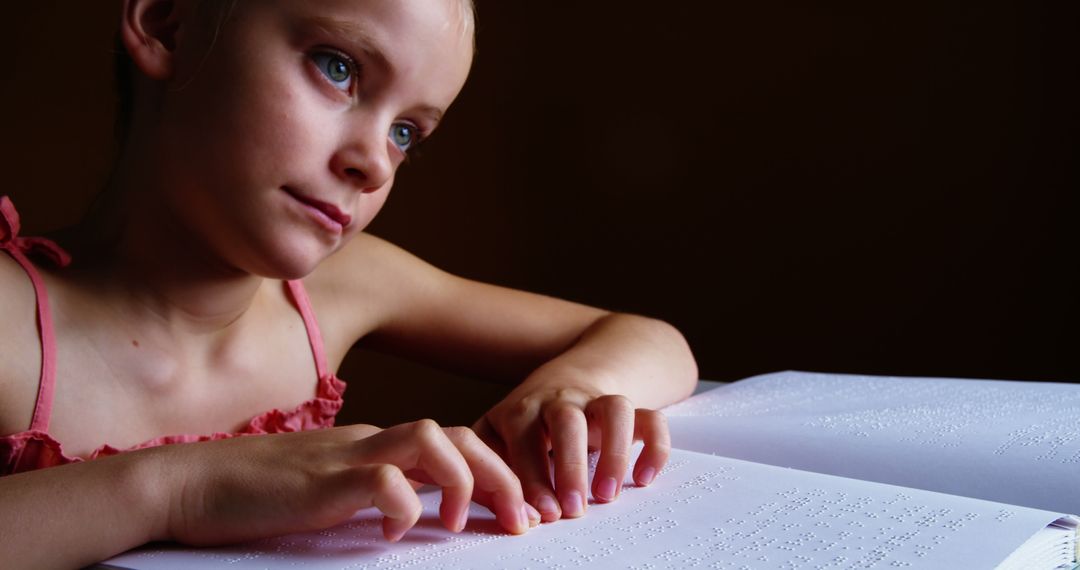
[
  {"x1": 638, "y1": 408, "x2": 669, "y2": 428},
  {"x1": 370, "y1": 464, "x2": 404, "y2": 492},
  {"x1": 555, "y1": 458, "x2": 589, "y2": 470},
  {"x1": 460, "y1": 469, "x2": 476, "y2": 490},
  {"x1": 601, "y1": 408, "x2": 636, "y2": 428},
  {"x1": 411, "y1": 418, "x2": 443, "y2": 439},
  {"x1": 603, "y1": 449, "x2": 632, "y2": 463},
  {"x1": 587, "y1": 394, "x2": 633, "y2": 418},
  {"x1": 341, "y1": 424, "x2": 365, "y2": 438},
  {"x1": 545, "y1": 403, "x2": 583, "y2": 426},
  {"x1": 651, "y1": 441, "x2": 672, "y2": 455},
  {"x1": 602, "y1": 394, "x2": 634, "y2": 411},
  {"x1": 498, "y1": 466, "x2": 520, "y2": 483},
  {"x1": 504, "y1": 472, "x2": 523, "y2": 492},
  {"x1": 344, "y1": 423, "x2": 379, "y2": 440},
  {"x1": 442, "y1": 462, "x2": 475, "y2": 490},
  {"x1": 509, "y1": 397, "x2": 538, "y2": 418},
  {"x1": 444, "y1": 425, "x2": 476, "y2": 443},
  {"x1": 554, "y1": 386, "x2": 588, "y2": 402}
]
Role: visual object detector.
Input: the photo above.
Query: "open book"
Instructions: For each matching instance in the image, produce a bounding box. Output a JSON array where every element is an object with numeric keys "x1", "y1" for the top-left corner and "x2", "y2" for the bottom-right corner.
[{"x1": 103, "y1": 371, "x2": 1079, "y2": 569}]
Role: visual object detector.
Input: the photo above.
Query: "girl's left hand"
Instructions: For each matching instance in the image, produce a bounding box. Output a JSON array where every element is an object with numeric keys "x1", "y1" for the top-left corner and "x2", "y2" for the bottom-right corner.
[{"x1": 472, "y1": 382, "x2": 670, "y2": 523}]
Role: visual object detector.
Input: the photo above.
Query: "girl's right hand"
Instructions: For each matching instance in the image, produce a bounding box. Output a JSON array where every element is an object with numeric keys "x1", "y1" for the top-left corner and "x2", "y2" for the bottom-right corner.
[{"x1": 154, "y1": 421, "x2": 538, "y2": 545}]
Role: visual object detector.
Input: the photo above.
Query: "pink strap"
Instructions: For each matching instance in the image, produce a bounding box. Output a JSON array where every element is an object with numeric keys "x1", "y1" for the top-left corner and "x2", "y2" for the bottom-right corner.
[
  {"x1": 1, "y1": 196, "x2": 72, "y2": 433},
  {"x1": 285, "y1": 280, "x2": 331, "y2": 380}
]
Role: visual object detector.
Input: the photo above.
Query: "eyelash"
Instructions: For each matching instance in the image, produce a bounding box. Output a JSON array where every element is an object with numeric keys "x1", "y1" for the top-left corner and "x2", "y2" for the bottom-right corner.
[
  {"x1": 311, "y1": 48, "x2": 360, "y2": 92},
  {"x1": 310, "y1": 48, "x2": 429, "y2": 155}
]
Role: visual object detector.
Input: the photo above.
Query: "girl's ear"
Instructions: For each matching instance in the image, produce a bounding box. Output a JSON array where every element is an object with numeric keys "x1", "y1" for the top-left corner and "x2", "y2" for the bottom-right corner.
[{"x1": 119, "y1": 0, "x2": 185, "y2": 80}]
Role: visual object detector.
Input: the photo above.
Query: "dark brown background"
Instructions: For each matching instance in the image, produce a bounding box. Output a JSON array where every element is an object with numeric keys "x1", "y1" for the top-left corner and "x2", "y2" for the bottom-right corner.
[{"x1": 3, "y1": 1, "x2": 1077, "y2": 426}]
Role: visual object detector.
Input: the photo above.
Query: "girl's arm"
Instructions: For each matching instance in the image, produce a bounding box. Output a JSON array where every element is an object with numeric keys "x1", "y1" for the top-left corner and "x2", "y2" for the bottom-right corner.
[
  {"x1": 0, "y1": 423, "x2": 536, "y2": 569},
  {"x1": 0, "y1": 446, "x2": 164, "y2": 569},
  {"x1": 312, "y1": 233, "x2": 698, "y2": 523}
]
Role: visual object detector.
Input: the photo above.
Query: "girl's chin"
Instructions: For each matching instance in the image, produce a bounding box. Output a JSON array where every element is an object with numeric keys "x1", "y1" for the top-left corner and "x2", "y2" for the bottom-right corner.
[{"x1": 240, "y1": 236, "x2": 338, "y2": 280}]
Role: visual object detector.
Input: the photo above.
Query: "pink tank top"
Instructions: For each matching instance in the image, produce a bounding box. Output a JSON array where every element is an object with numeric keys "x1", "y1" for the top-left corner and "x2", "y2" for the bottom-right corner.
[{"x1": 0, "y1": 196, "x2": 346, "y2": 476}]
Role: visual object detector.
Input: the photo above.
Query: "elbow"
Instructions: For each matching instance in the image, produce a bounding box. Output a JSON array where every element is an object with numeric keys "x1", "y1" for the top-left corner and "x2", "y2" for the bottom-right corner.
[
  {"x1": 653, "y1": 317, "x2": 699, "y2": 399},
  {"x1": 614, "y1": 313, "x2": 699, "y2": 402}
]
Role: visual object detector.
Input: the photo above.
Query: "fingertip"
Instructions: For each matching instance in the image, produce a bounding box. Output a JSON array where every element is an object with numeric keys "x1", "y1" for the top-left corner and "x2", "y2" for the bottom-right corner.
[
  {"x1": 593, "y1": 476, "x2": 620, "y2": 503},
  {"x1": 558, "y1": 490, "x2": 586, "y2": 518},
  {"x1": 493, "y1": 502, "x2": 528, "y2": 535},
  {"x1": 439, "y1": 497, "x2": 470, "y2": 533},
  {"x1": 635, "y1": 465, "x2": 657, "y2": 487},
  {"x1": 383, "y1": 517, "x2": 412, "y2": 542},
  {"x1": 534, "y1": 494, "x2": 561, "y2": 523},
  {"x1": 525, "y1": 502, "x2": 541, "y2": 527},
  {"x1": 516, "y1": 503, "x2": 531, "y2": 534},
  {"x1": 452, "y1": 506, "x2": 469, "y2": 533}
]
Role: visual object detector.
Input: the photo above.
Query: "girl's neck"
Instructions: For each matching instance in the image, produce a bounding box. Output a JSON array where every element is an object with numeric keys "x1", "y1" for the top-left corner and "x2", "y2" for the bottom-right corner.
[{"x1": 73, "y1": 155, "x2": 265, "y2": 337}]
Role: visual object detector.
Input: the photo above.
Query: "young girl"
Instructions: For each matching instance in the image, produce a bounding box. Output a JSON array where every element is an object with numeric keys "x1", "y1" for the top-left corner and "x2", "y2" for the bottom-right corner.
[{"x1": 0, "y1": 0, "x2": 697, "y2": 567}]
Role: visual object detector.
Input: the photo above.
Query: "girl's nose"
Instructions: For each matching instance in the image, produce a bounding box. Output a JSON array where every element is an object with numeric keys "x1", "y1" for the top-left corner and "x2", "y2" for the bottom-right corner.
[{"x1": 330, "y1": 123, "x2": 394, "y2": 193}]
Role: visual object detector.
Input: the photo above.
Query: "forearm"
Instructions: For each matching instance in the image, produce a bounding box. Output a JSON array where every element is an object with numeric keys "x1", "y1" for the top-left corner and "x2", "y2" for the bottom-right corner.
[
  {"x1": 510, "y1": 313, "x2": 698, "y2": 409},
  {"x1": 0, "y1": 449, "x2": 168, "y2": 569}
]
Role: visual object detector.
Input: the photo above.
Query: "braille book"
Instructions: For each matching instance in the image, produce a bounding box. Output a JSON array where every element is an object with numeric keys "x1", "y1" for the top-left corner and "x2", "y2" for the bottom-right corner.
[{"x1": 103, "y1": 371, "x2": 1079, "y2": 570}]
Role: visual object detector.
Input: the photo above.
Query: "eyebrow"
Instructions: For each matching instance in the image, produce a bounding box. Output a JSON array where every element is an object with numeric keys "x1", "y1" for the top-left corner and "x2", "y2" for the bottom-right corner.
[
  {"x1": 415, "y1": 106, "x2": 444, "y2": 126},
  {"x1": 296, "y1": 14, "x2": 446, "y2": 128},
  {"x1": 300, "y1": 15, "x2": 392, "y2": 74}
]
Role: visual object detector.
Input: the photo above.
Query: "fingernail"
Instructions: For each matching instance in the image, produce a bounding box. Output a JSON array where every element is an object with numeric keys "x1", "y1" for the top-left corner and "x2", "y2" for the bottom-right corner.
[
  {"x1": 638, "y1": 467, "x2": 657, "y2": 486},
  {"x1": 596, "y1": 477, "x2": 618, "y2": 502},
  {"x1": 560, "y1": 490, "x2": 584, "y2": 518},
  {"x1": 525, "y1": 503, "x2": 541, "y2": 527},
  {"x1": 536, "y1": 494, "x2": 560, "y2": 520},
  {"x1": 518, "y1": 504, "x2": 531, "y2": 532},
  {"x1": 455, "y1": 508, "x2": 469, "y2": 533}
]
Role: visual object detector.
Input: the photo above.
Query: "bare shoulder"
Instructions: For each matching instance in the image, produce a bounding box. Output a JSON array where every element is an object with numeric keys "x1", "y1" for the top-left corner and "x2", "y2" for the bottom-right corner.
[
  {"x1": 315, "y1": 231, "x2": 443, "y2": 290},
  {"x1": 302, "y1": 232, "x2": 447, "y2": 339},
  {"x1": 0, "y1": 252, "x2": 45, "y2": 434}
]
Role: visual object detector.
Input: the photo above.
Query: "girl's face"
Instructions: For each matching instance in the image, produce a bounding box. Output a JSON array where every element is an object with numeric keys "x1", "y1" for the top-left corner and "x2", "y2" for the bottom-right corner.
[{"x1": 148, "y1": 0, "x2": 474, "y2": 278}]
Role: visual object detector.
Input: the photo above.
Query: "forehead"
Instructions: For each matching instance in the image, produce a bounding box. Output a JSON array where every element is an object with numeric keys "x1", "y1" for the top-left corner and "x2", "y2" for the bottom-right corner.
[
  {"x1": 285, "y1": 0, "x2": 473, "y2": 44},
  {"x1": 252, "y1": 0, "x2": 474, "y2": 106}
]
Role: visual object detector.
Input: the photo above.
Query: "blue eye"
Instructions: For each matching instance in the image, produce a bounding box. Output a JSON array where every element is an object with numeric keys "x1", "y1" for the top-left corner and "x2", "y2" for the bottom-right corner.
[
  {"x1": 311, "y1": 52, "x2": 354, "y2": 89},
  {"x1": 390, "y1": 123, "x2": 418, "y2": 152}
]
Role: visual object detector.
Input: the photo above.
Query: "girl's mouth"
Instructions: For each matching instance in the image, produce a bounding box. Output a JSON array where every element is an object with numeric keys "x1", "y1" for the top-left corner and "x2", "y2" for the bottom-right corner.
[{"x1": 283, "y1": 187, "x2": 352, "y2": 233}]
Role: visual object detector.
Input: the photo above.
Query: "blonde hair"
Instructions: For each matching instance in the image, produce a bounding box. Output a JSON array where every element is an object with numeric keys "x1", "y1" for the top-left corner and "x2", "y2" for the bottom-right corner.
[
  {"x1": 96, "y1": 0, "x2": 477, "y2": 251},
  {"x1": 458, "y1": 0, "x2": 477, "y2": 46},
  {"x1": 115, "y1": 0, "x2": 475, "y2": 144}
]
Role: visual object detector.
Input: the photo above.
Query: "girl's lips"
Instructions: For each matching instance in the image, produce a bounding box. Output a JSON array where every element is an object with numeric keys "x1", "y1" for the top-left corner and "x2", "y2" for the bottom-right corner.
[{"x1": 283, "y1": 187, "x2": 352, "y2": 230}]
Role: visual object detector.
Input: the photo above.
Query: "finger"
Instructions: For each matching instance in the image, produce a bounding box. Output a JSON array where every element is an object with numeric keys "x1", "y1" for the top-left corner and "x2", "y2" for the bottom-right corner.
[
  {"x1": 585, "y1": 395, "x2": 635, "y2": 503},
  {"x1": 471, "y1": 416, "x2": 508, "y2": 459},
  {"x1": 330, "y1": 423, "x2": 383, "y2": 441},
  {"x1": 502, "y1": 413, "x2": 559, "y2": 524},
  {"x1": 632, "y1": 409, "x2": 671, "y2": 487},
  {"x1": 473, "y1": 418, "x2": 540, "y2": 526},
  {"x1": 350, "y1": 420, "x2": 473, "y2": 535},
  {"x1": 336, "y1": 464, "x2": 421, "y2": 542},
  {"x1": 441, "y1": 426, "x2": 535, "y2": 533},
  {"x1": 542, "y1": 402, "x2": 589, "y2": 520}
]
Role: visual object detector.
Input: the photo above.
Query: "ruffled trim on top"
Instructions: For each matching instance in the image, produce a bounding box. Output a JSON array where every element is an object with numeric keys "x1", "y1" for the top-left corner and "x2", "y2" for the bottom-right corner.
[
  {"x1": 0, "y1": 195, "x2": 347, "y2": 477},
  {"x1": 1, "y1": 374, "x2": 346, "y2": 475}
]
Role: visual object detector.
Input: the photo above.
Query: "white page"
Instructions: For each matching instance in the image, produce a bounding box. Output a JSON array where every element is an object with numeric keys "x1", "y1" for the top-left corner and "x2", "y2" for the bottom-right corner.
[
  {"x1": 104, "y1": 448, "x2": 1067, "y2": 570},
  {"x1": 665, "y1": 371, "x2": 1080, "y2": 514}
]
